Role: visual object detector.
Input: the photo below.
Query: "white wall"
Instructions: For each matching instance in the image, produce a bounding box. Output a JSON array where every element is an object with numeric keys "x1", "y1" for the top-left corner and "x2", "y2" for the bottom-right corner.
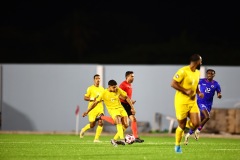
[
  {"x1": 1, "y1": 64, "x2": 239, "y2": 132},
  {"x1": 1, "y1": 64, "x2": 97, "y2": 131}
]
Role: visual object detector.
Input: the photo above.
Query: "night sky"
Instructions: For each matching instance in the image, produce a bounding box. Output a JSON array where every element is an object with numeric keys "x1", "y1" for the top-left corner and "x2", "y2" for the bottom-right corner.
[{"x1": 1, "y1": 1, "x2": 240, "y2": 65}]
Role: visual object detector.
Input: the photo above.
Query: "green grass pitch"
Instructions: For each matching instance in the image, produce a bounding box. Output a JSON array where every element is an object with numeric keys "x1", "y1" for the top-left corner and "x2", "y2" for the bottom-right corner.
[{"x1": 0, "y1": 134, "x2": 239, "y2": 160}]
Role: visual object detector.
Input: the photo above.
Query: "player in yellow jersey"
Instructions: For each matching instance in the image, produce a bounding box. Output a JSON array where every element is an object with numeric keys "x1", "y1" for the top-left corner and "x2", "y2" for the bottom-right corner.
[
  {"x1": 79, "y1": 74, "x2": 105, "y2": 142},
  {"x1": 171, "y1": 54, "x2": 204, "y2": 153},
  {"x1": 82, "y1": 79, "x2": 136, "y2": 147}
]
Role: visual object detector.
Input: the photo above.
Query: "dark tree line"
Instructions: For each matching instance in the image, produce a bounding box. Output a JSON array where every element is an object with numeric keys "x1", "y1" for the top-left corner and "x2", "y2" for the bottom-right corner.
[{"x1": 1, "y1": 3, "x2": 240, "y2": 65}]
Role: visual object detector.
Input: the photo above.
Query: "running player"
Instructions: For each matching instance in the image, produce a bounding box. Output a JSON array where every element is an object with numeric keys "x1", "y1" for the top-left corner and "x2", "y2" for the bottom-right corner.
[
  {"x1": 119, "y1": 71, "x2": 144, "y2": 143},
  {"x1": 82, "y1": 79, "x2": 136, "y2": 147},
  {"x1": 184, "y1": 69, "x2": 222, "y2": 144},
  {"x1": 79, "y1": 74, "x2": 104, "y2": 142},
  {"x1": 171, "y1": 54, "x2": 204, "y2": 153}
]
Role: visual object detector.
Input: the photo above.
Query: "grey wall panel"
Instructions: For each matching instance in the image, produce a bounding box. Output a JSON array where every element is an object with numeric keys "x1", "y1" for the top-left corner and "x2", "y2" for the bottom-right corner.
[
  {"x1": 1, "y1": 64, "x2": 239, "y2": 132},
  {"x1": 2, "y1": 64, "x2": 98, "y2": 131}
]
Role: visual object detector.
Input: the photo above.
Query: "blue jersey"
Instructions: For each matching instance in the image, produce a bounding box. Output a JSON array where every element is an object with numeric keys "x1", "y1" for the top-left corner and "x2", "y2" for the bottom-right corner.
[{"x1": 197, "y1": 78, "x2": 221, "y2": 107}]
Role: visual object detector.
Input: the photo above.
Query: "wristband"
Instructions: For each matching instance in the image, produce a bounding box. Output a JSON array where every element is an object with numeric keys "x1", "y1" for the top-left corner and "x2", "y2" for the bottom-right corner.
[{"x1": 90, "y1": 97, "x2": 94, "y2": 101}]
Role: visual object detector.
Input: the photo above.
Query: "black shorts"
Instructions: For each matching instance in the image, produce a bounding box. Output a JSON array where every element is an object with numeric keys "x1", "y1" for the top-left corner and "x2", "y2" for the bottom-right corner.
[{"x1": 121, "y1": 102, "x2": 132, "y2": 116}]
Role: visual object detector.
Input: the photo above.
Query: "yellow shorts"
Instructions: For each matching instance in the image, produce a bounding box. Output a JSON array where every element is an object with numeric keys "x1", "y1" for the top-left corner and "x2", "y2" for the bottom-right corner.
[
  {"x1": 88, "y1": 109, "x2": 104, "y2": 122},
  {"x1": 174, "y1": 102, "x2": 200, "y2": 120},
  {"x1": 107, "y1": 107, "x2": 128, "y2": 120}
]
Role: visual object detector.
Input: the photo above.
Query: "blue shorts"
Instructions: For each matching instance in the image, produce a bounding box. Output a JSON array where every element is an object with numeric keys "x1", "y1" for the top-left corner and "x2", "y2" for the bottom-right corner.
[{"x1": 198, "y1": 103, "x2": 212, "y2": 117}]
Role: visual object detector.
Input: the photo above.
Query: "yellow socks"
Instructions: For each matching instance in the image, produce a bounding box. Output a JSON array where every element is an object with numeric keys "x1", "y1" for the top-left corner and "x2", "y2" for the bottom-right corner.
[
  {"x1": 175, "y1": 126, "x2": 184, "y2": 146},
  {"x1": 116, "y1": 124, "x2": 124, "y2": 139},
  {"x1": 94, "y1": 125, "x2": 103, "y2": 140},
  {"x1": 82, "y1": 124, "x2": 90, "y2": 132}
]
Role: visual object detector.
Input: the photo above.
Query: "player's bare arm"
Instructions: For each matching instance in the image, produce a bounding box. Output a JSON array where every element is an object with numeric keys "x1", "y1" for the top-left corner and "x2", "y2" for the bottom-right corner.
[
  {"x1": 217, "y1": 92, "x2": 222, "y2": 99},
  {"x1": 119, "y1": 95, "x2": 125, "y2": 101},
  {"x1": 82, "y1": 101, "x2": 99, "y2": 117},
  {"x1": 196, "y1": 86, "x2": 204, "y2": 98},
  {"x1": 125, "y1": 96, "x2": 136, "y2": 115},
  {"x1": 119, "y1": 95, "x2": 136, "y2": 104},
  {"x1": 84, "y1": 95, "x2": 99, "y2": 102},
  {"x1": 131, "y1": 100, "x2": 136, "y2": 104},
  {"x1": 171, "y1": 79, "x2": 194, "y2": 96}
]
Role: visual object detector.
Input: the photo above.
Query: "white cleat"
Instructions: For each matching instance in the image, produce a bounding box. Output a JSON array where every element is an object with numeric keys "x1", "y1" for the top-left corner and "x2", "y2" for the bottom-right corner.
[
  {"x1": 111, "y1": 139, "x2": 118, "y2": 147},
  {"x1": 93, "y1": 139, "x2": 102, "y2": 143},
  {"x1": 79, "y1": 129, "x2": 84, "y2": 138},
  {"x1": 184, "y1": 133, "x2": 190, "y2": 145},
  {"x1": 194, "y1": 129, "x2": 200, "y2": 140}
]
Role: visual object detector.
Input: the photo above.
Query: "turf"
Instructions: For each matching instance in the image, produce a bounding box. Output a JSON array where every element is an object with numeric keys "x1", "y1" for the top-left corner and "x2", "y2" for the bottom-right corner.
[{"x1": 0, "y1": 134, "x2": 239, "y2": 160}]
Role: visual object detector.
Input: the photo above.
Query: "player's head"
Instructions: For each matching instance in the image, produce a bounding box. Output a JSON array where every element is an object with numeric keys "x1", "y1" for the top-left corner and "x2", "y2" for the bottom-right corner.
[
  {"x1": 125, "y1": 71, "x2": 134, "y2": 83},
  {"x1": 108, "y1": 79, "x2": 117, "y2": 92},
  {"x1": 190, "y1": 54, "x2": 202, "y2": 70},
  {"x1": 94, "y1": 74, "x2": 100, "y2": 86},
  {"x1": 206, "y1": 69, "x2": 215, "y2": 81}
]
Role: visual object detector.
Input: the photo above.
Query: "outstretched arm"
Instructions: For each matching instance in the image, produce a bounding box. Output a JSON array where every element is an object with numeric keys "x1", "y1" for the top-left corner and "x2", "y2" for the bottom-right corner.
[{"x1": 82, "y1": 101, "x2": 99, "y2": 117}]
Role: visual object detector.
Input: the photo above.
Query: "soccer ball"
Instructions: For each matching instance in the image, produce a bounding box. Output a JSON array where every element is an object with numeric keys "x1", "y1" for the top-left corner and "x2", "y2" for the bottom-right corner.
[{"x1": 125, "y1": 134, "x2": 135, "y2": 144}]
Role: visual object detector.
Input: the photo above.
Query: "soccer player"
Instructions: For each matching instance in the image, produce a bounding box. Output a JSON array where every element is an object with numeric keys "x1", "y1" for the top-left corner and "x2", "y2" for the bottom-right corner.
[
  {"x1": 184, "y1": 69, "x2": 222, "y2": 143},
  {"x1": 171, "y1": 54, "x2": 204, "y2": 153},
  {"x1": 79, "y1": 74, "x2": 105, "y2": 143},
  {"x1": 82, "y1": 79, "x2": 136, "y2": 147},
  {"x1": 119, "y1": 71, "x2": 144, "y2": 143}
]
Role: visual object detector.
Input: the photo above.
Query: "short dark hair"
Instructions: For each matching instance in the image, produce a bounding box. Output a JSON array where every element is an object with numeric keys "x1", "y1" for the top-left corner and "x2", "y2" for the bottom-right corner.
[
  {"x1": 108, "y1": 79, "x2": 117, "y2": 86},
  {"x1": 206, "y1": 69, "x2": 215, "y2": 74},
  {"x1": 190, "y1": 54, "x2": 201, "y2": 62},
  {"x1": 125, "y1": 71, "x2": 134, "y2": 78},
  {"x1": 94, "y1": 74, "x2": 100, "y2": 79}
]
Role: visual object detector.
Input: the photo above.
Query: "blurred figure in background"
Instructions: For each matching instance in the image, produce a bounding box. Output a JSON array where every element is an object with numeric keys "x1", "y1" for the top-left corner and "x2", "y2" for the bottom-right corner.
[
  {"x1": 184, "y1": 69, "x2": 222, "y2": 143},
  {"x1": 119, "y1": 71, "x2": 144, "y2": 143},
  {"x1": 79, "y1": 74, "x2": 104, "y2": 143}
]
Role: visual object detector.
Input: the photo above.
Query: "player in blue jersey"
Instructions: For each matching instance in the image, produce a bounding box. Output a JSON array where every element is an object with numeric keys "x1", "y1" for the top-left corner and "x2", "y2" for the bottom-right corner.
[{"x1": 184, "y1": 69, "x2": 222, "y2": 144}]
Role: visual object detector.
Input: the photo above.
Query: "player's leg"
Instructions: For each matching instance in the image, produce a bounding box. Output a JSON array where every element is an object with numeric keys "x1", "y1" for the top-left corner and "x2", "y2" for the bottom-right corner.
[
  {"x1": 184, "y1": 102, "x2": 201, "y2": 143},
  {"x1": 121, "y1": 102, "x2": 143, "y2": 142},
  {"x1": 129, "y1": 115, "x2": 144, "y2": 143},
  {"x1": 123, "y1": 103, "x2": 138, "y2": 138},
  {"x1": 80, "y1": 111, "x2": 96, "y2": 138},
  {"x1": 174, "y1": 103, "x2": 188, "y2": 153},
  {"x1": 188, "y1": 103, "x2": 201, "y2": 141},
  {"x1": 112, "y1": 115, "x2": 125, "y2": 145},
  {"x1": 80, "y1": 121, "x2": 96, "y2": 138},
  {"x1": 129, "y1": 115, "x2": 138, "y2": 137},
  {"x1": 94, "y1": 112, "x2": 104, "y2": 142},
  {"x1": 175, "y1": 118, "x2": 187, "y2": 153},
  {"x1": 109, "y1": 108, "x2": 124, "y2": 146},
  {"x1": 185, "y1": 104, "x2": 203, "y2": 139},
  {"x1": 198, "y1": 106, "x2": 210, "y2": 131},
  {"x1": 186, "y1": 112, "x2": 200, "y2": 141},
  {"x1": 95, "y1": 114, "x2": 115, "y2": 125},
  {"x1": 115, "y1": 115, "x2": 129, "y2": 145},
  {"x1": 194, "y1": 108, "x2": 210, "y2": 140},
  {"x1": 186, "y1": 118, "x2": 195, "y2": 134},
  {"x1": 184, "y1": 117, "x2": 196, "y2": 144},
  {"x1": 113, "y1": 114, "x2": 128, "y2": 141},
  {"x1": 121, "y1": 115, "x2": 128, "y2": 132}
]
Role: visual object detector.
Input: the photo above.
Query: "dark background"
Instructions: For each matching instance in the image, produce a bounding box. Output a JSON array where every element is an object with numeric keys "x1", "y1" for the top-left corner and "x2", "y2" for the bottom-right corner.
[{"x1": 1, "y1": 1, "x2": 240, "y2": 65}]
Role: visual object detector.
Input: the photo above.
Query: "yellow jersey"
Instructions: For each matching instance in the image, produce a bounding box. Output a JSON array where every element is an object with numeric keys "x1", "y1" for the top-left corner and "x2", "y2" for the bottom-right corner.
[
  {"x1": 173, "y1": 66, "x2": 200, "y2": 104},
  {"x1": 85, "y1": 85, "x2": 104, "y2": 110},
  {"x1": 98, "y1": 88, "x2": 127, "y2": 110}
]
